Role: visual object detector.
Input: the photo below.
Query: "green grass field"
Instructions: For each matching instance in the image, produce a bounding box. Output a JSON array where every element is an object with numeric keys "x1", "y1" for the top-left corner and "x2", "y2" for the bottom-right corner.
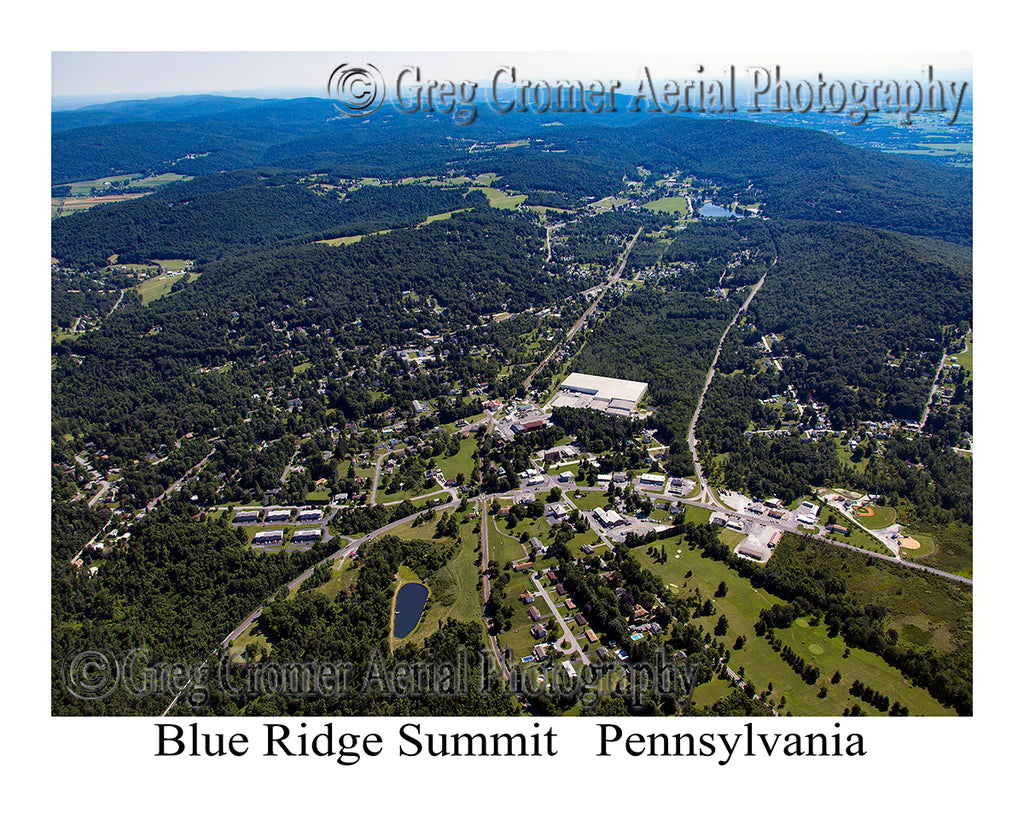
[
  {"x1": 392, "y1": 517, "x2": 486, "y2": 648},
  {"x1": 851, "y1": 505, "x2": 898, "y2": 529},
  {"x1": 433, "y1": 436, "x2": 478, "y2": 484},
  {"x1": 820, "y1": 507, "x2": 895, "y2": 555},
  {"x1": 476, "y1": 187, "x2": 526, "y2": 209},
  {"x1": 633, "y1": 535, "x2": 956, "y2": 715},
  {"x1": 417, "y1": 208, "x2": 470, "y2": 226},
  {"x1": 136, "y1": 276, "x2": 178, "y2": 305},
  {"x1": 950, "y1": 333, "x2": 973, "y2": 376},
  {"x1": 643, "y1": 196, "x2": 691, "y2": 218}
]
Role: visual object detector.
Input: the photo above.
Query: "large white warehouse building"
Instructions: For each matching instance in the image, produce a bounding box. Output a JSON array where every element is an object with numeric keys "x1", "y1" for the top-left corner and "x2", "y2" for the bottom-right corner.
[{"x1": 550, "y1": 372, "x2": 649, "y2": 417}]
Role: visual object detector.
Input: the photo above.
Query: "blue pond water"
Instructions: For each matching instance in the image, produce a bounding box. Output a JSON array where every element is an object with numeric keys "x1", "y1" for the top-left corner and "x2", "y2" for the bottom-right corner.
[
  {"x1": 393, "y1": 582, "x2": 429, "y2": 639},
  {"x1": 699, "y1": 202, "x2": 740, "y2": 218}
]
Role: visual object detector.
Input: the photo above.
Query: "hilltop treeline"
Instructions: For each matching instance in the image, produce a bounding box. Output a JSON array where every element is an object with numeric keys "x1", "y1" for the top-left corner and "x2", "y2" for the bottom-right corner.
[{"x1": 51, "y1": 180, "x2": 478, "y2": 265}]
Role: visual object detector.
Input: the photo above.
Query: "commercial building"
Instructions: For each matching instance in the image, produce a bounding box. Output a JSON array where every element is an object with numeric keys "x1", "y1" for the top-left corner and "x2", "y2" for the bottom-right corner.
[
  {"x1": 594, "y1": 507, "x2": 625, "y2": 528},
  {"x1": 639, "y1": 473, "x2": 666, "y2": 490},
  {"x1": 550, "y1": 372, "x2": 649, "y2": 417}
]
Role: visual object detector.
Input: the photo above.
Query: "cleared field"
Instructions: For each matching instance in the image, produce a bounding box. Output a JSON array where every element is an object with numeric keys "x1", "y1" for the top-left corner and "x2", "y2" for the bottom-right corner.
[
  {"x1": 589, "y1": 196, "x2": 629, "y2": 212},
  {"x1": 950, "y1": 333, "x2": 973, "y2": 375},
  {"x1": 53, "y1": 193, "x2": 147, "y2": 217},
  {"x1": 312, "y1": 556, "x2": 357, "y2": 602},
  {"x1": 643, "y1": 196, "x2": 691, "y2": 218},
  {"x1": 852, "y1": 505, "x2": 898, "y2": 529},
  {"x1": 476, "y1": 187, "x2": 526, "y2": 209},
  {"x1": 315, "y1": 230, "x2": 391, "y2": 246},
  {"x1": 417, "y1": 208, "x2": 470, "y2": 226},
  {"x1": 151, "y1": 258, "x2": 192, "y2": 272},
  {"x1": 392, "y1": 517, "x2": 485, "y2": 647},
  {"x1": 136, "y1": 274, "x2": 185, "y2": 305},
  {"x1": 634, "y1": 535, "x2": 956, "y2": 715},
  {"x1": 433, "y1": 437, "x2": 478, "y2": 484}
]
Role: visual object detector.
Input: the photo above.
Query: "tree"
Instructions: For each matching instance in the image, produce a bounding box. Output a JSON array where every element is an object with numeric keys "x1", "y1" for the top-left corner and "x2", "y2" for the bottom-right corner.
[
  {"x1": 714, "y1": 615, "x2": 729, "y2": 636},
  {"x1": 715, "y1": 581, "x2": 728, "y2": 598}
]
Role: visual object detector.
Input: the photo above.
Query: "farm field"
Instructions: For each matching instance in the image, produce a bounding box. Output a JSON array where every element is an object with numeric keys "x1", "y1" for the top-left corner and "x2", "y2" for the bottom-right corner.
[
  {"x1": 476, "y1": 187, "x2": 527, "y2": 209},
  {"x1": 643, "y1": 195, "x2": 691, "y2": 218},
  {"x1": 136, "y1": 273, "x2": 187, "y2": 305}
]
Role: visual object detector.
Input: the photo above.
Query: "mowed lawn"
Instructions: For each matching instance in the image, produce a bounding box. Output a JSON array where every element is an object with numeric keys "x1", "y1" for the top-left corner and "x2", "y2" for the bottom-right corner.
[
  {"x1": 433, "y1": 436, "x2": 478, "y2": 484},
  {"x1": 137, "y1": 274, "x2": 186, "y2": 305},
  {"x1": 852, "y1": 505, "x2": 898, "y2": 529},
  {"x1": 476, "y1": 187, "x2": 526, "y2": 209},
  {"x1": 633, "y1": 536, "x2": 955, "y2": 715},
  {"x1": 384, "y1": 514, "x2": 485, "y2": 648},
  {"x1": 643, "y1": 195, "x2": 691, "y2": 218}
]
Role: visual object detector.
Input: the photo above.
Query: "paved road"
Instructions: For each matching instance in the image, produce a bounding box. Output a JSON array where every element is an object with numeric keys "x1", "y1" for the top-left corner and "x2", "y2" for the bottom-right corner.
[
  {"x1": 687, "y1": 247, "x2": 775, "y2": 504},
  {"x1": 525, "y1": 226, "x2": 642, "y2": 389},
  {"x1": 920, "y1": 350, "x2": 949, "y2": 428},
  {"x1": 145, "y1": 447, "x2": 216, "y2": 512},
  {"x1": 529, "y1": 574, "x2": 590, "y2": 666},
  {"x1": 479, "y1": 497, "x2": 510, "y2": 682}
]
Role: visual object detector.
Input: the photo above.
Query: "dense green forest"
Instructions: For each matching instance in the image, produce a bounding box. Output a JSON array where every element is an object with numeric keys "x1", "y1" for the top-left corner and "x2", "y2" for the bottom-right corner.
[{"x1": 52, "y1": 179, "x2": 479, "y2": 265}]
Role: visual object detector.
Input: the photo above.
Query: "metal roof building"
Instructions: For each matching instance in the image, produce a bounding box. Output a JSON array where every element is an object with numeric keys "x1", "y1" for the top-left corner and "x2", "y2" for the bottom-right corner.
[{"x1": 550, "y1": 372, "x2": 648, "y2": 416}]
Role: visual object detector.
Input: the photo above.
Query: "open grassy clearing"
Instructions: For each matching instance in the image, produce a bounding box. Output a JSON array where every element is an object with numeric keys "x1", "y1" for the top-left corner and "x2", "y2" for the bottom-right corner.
[
  {"x1": 433, "y1": 436, "x2": 478, "y2": 484},
  {"x1": 950, "y1": 332, "x2": 972, "y2": 375},
  {"x1": 852, "y1": 505, "x2": 898, "y2": 529},
  {"x1": 643, "y1": 196, "x2": 691, "y2": 218},
  {"x1": 150, "y1": 258, "x2": 192, "y2": 271},
  {"x1": 781, "y1": 535, "x2": 971, "y2": 654},
  {"x1": 53, "y1": 193, "x2": 148, "y2": 216},
  {"x1": 417, "y1": 208, "x2": 470, "y2": 226},
  {"x1": 227, "y1": 621, "x2": 272, "y2": 663},
  {"x1": 391, "y1": 517, "x2": 485, "y2": 648},
  {"x1": 633, "y1": 535, "x2": 955, "y2": 715},
  {"x1": 900, "y1": 519, "x2": 972, "y2": 578},
  {"x1": 311, "y1": 556, "x2": 357, "y2": 603},
  {"x1": 378, "y1": 483, "x2": 450, "y2": 506},
  {"x1": 590, "y1": 196, "x2": 629, "y2": 212},
  {"x1": 136, "y1": 274, "x2": 186, "y2": 305},
  {"x1": 475, "y1": 187, "x2": 526, "y2": 209},
  {"x1": 820, "y1": 507, "x2": 895, "y2": 555}
]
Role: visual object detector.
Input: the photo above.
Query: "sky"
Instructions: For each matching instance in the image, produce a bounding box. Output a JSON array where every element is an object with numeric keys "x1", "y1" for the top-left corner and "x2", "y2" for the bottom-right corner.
[{"x1": 51, "y1": 50, "x2": 973, "y2": 104}]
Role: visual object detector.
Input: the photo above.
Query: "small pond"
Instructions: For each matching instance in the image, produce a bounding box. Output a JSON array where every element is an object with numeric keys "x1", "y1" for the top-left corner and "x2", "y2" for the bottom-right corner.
[
  {"x1": 699, "y1": 202, "x2": 741, "y2": 218},
  {"x1": 393, "y1": 582, "x2": 429, "y2": 639}
]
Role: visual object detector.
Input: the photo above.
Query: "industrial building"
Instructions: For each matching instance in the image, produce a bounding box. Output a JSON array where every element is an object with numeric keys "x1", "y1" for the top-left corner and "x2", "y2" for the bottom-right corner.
[
  {"x1": 550, "y1": 372, "x2": 649, "y2": 417},
  {"x1": 594, "y1": 507, "x2": 625, "y2": 528},
  {"x1": 639, "y1": 473, "x2": 666, "y2": 490}
]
